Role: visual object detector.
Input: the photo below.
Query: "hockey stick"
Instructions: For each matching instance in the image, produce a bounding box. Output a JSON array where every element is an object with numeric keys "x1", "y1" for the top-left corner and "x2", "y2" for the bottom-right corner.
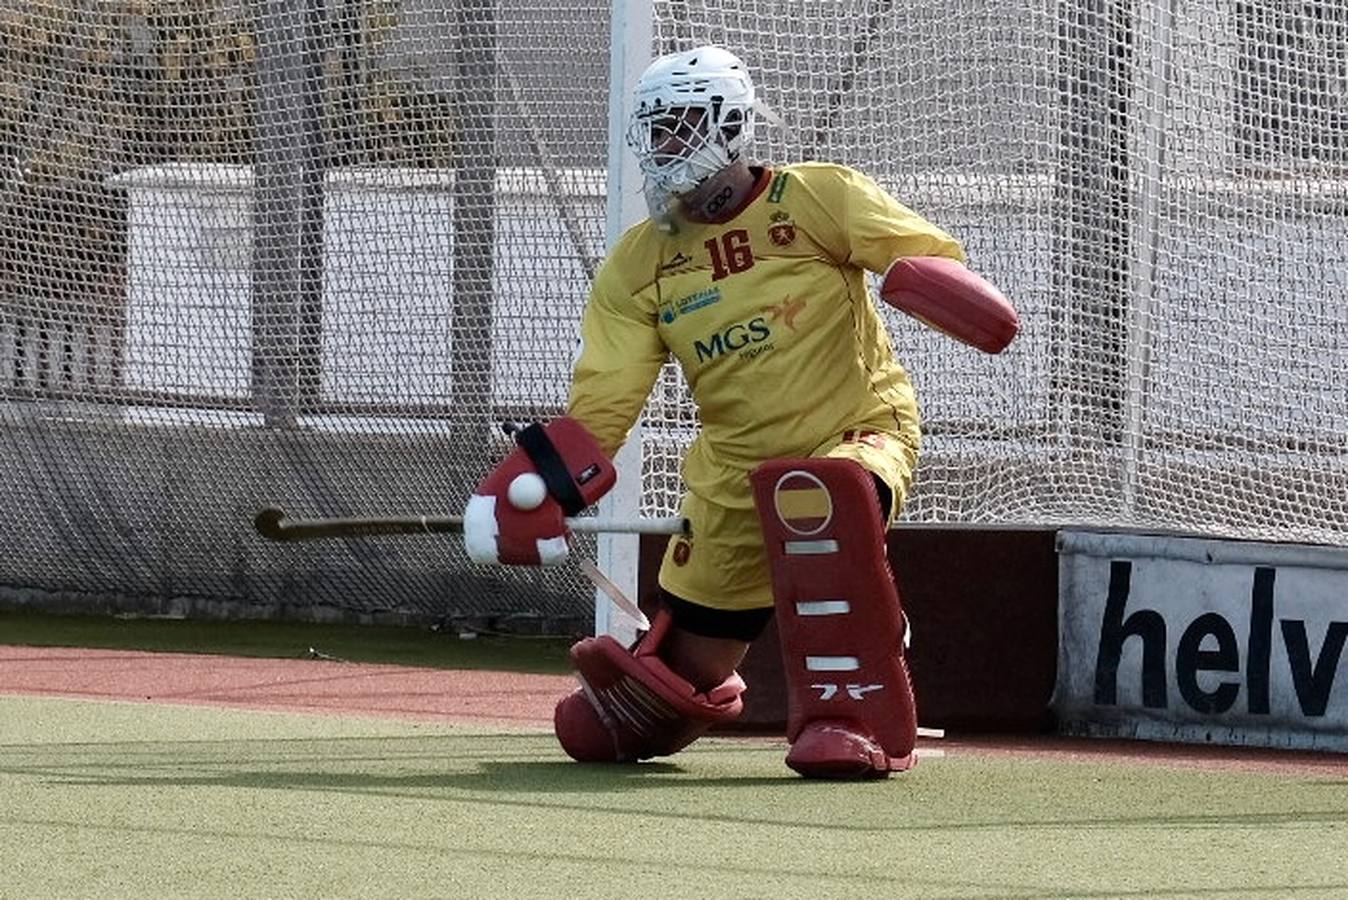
[
  {"x1": 254, "y1": 506, "x2": 663, "y2": 630},
  {"x1": 253, "y1": 506, "x2": 690, "y2": 543},
  {"x1": 575, "y1": 552, "x2": 650, "y2": 631}
]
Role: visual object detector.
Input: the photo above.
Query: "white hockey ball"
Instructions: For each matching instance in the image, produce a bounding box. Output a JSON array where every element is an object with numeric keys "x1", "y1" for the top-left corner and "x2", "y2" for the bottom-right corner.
[{"x1": 507, "y1": 472, "x2": 548, "y2": 511}]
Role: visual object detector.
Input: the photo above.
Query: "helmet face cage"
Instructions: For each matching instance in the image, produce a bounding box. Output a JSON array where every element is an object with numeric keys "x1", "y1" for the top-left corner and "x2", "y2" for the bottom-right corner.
[{"x1": 625, "y1": 49, "x2": 758, "y2": 195}]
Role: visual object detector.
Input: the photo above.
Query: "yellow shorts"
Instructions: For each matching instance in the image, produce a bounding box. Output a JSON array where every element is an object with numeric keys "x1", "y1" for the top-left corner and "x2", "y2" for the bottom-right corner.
[{"x1": 657, "y1": 428, "x2": 918, "y2": 612}]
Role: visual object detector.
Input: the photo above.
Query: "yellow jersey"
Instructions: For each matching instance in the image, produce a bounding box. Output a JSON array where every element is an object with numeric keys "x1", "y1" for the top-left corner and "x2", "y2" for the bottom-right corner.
[{"x1": 567, "y1": 161, "x2": 965, "y2": 508}]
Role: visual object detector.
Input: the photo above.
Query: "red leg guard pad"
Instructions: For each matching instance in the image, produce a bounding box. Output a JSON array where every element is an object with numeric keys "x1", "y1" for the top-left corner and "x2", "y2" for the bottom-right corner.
[
  {"x1": 553, "y1": 612, "x2": 746, "y2": 763},
  {"x1": 750, "y1": 458, "x2": 918, "y2": 778}
]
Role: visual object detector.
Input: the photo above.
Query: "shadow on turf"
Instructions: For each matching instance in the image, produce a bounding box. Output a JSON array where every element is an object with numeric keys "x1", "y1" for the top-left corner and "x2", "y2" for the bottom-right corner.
[
  {"x1": 21, "y1": 747, "x2": 1348, "y2": 828},
  {"x1": 3, "y1": 731, "x2": 802, "y2": 790},
  {"x1": 36, "y1": 760, "x2": 802, "y2": 793}
]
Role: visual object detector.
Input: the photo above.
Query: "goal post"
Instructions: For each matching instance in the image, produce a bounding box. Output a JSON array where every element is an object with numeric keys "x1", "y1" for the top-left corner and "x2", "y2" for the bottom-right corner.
[{"x1": 595, "y1": 0, "x2": 654, "y2": 643}]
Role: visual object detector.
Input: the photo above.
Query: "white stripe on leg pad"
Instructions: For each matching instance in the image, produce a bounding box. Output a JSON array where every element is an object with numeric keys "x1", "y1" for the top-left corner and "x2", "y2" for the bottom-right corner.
[
  {"x1": 784, "y1": 539, "x2": 839, "y2": 555},
  {"x1": 795, "y1": 600, "x2": 850, "y2": 616},
  {"x1": 805, "y1": 656, "x2": 859, "y2": 672}
]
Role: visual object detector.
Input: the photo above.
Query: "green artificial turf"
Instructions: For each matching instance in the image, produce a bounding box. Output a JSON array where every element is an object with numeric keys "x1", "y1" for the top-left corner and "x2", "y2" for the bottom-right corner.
[
  {"x1": 4, "y1": 613, "x2": 1347, "y2": 898},
  {"x1": 2, "y1": 695, "x2": 1346, "y2": 900},
  {"x1": 0, "y1": 610, "x2": 574, "y2": 674}
]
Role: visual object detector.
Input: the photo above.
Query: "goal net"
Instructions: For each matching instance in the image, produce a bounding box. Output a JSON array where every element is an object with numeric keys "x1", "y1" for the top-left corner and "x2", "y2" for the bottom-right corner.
[{"x1": 2, "y1": 0, "x2": 1345, "y2": 629}]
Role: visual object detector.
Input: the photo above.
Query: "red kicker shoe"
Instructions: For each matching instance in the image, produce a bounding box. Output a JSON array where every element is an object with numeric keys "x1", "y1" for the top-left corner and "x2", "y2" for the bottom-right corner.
[{"x1": 785, "y1": 719, "x2": 917, "y2": 779}]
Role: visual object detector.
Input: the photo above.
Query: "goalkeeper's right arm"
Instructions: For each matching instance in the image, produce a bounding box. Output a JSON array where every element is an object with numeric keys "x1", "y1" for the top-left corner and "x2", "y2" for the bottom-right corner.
[{"x1": 566, "y1": 256, "x2": 669, "y2": 456}]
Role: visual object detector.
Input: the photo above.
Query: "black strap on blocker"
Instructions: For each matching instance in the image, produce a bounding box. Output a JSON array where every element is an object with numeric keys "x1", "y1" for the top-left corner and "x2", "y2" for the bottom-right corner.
[{"x1": 515, "y1": 422, "x2": 587, "y2": 516}]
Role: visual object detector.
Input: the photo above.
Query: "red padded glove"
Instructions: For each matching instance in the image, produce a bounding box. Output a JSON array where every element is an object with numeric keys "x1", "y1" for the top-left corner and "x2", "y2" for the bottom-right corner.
[
  {"x1": 463, "y1": 417, "x2": 616, "y2": 565},
  {"x1": 880, "y1": 256, "x2": 1019, "y2": 354}
]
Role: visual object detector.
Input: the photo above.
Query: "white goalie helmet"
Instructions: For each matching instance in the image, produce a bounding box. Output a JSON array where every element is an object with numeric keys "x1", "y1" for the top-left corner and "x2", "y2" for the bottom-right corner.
[{"x1": 625, "y1": 46, "x2": 769, "y2": 200}]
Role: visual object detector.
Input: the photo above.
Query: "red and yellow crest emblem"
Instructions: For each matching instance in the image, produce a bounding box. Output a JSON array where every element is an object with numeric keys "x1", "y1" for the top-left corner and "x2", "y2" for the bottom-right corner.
[{"x1": 767, "y1": 210, "x2": 796, "y2": 247}]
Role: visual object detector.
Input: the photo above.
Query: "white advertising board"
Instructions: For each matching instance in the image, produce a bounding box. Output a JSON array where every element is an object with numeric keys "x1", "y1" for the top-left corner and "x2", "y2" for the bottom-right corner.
[{"x1": 1055, "y1": 531, "x2": 1348, "y2": 750}]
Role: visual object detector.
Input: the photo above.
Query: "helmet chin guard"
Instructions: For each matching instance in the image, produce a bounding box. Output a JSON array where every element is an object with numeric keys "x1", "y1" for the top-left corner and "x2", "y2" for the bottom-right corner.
[{"x1": 625, "y1": 46, "x2": 775, "y2": 224}]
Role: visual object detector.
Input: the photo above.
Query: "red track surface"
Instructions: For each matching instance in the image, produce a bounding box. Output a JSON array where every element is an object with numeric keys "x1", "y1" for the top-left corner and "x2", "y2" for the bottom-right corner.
[
  {"x1": 0, "y1": 645, "x2": 571, "y2": 728},
  {"x1": 3, "y1": 644, "x2": 1345, "y2": 775}
]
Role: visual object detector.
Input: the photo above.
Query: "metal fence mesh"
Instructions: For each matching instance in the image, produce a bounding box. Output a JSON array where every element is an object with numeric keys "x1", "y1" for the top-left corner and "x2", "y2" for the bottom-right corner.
[{"x1": 2, "y1": 0, "x2": 1345, "y2": 630}]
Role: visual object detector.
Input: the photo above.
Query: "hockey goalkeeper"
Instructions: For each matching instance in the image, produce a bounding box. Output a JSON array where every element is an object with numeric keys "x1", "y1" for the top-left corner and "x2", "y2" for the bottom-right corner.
[{"x1": 463, "y1": 46, "x2": 1018, "y2": 778}]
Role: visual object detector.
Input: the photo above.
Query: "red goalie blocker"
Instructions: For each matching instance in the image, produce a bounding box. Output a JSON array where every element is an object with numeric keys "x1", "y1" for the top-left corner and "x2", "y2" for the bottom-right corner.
[
  {"x1": 880, "y1": 256, "x2": 1019, "y2": 354},
  {"x1": 463, "y1": 417, "x2": 616, "y2": 566},
  {"x1": 750, "y1": 458, "x2": 918, "y2": 778}
]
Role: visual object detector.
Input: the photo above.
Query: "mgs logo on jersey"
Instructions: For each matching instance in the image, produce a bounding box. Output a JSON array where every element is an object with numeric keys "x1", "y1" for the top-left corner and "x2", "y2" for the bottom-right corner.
[
  {"x1": 692, "y1": 298, "x2": 807, "y2": 365},
  {"x1": 693, "y1": 316, "x2": 772, "y2": 363}
]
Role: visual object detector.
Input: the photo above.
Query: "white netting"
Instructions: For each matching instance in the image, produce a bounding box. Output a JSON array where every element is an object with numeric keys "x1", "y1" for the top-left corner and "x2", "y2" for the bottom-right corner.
[
  {"x1": 1, "y1": 0, "x2": 1345, "y2": 628},
  {"x1": 641, "y1": 0, "x2": 1348, "y2": 546},
  {"x1": 1, "y1": 0, "x2": 610, "y2": 627}
]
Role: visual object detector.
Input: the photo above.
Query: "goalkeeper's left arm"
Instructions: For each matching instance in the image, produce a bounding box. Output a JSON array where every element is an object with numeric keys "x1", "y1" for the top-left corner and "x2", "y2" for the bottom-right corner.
[{"x1": 833, "y1": 166, "x2": 1019, "y2": 354}]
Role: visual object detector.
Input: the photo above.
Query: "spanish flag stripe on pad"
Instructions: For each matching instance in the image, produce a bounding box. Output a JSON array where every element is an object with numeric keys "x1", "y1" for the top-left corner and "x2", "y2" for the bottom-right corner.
[{"x1": 776, "y1": 487, "x2": 831, "y2": 519}]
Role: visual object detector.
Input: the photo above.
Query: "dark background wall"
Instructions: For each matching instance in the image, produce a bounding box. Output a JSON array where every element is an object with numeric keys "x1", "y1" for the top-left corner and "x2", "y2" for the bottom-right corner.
[{"x1": 639, "y1": 528, "x2": 1060, "y2": 734}]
